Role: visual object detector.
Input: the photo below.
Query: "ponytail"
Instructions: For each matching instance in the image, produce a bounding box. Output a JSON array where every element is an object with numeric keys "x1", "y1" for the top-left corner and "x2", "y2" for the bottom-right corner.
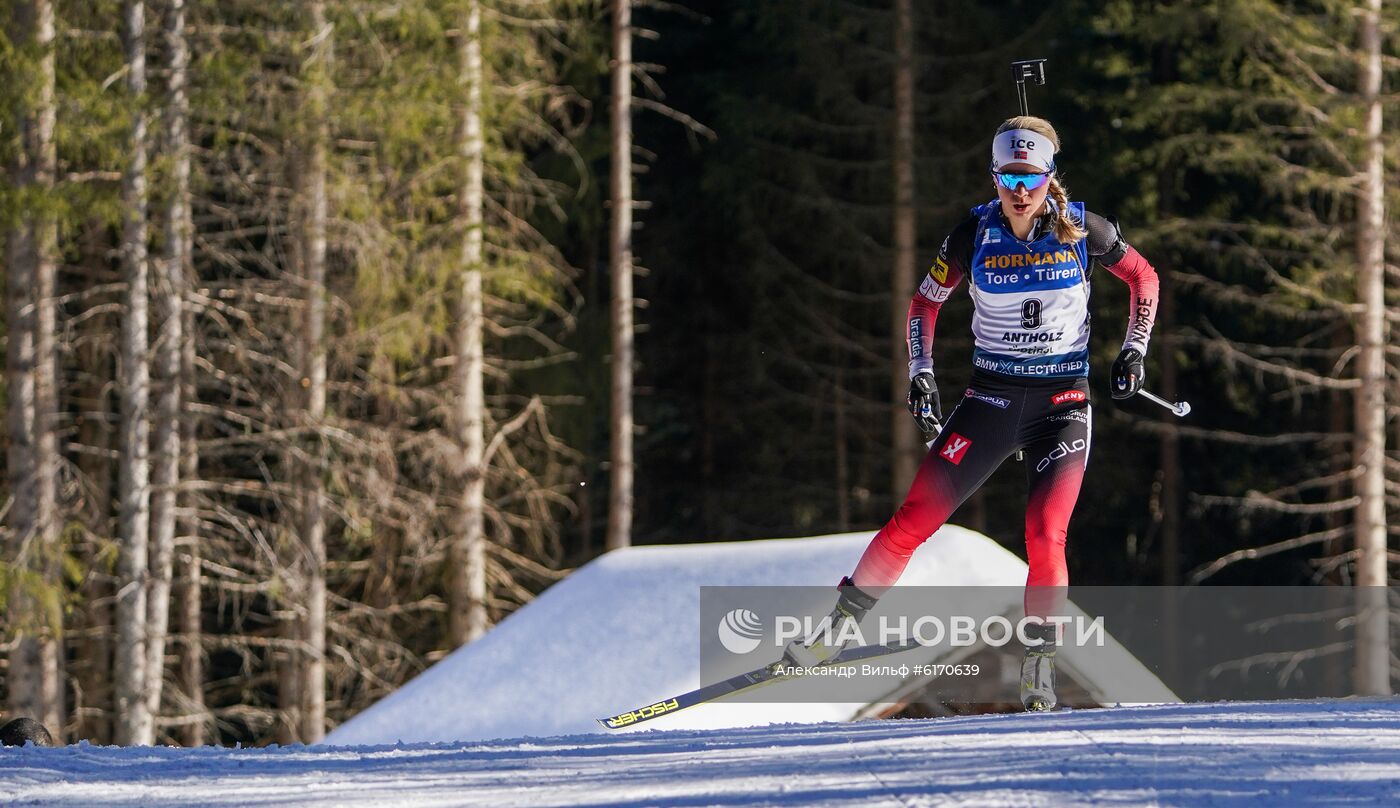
[{"x1": 1047, "y1": 176, "x2": 1086, "y2": 244}]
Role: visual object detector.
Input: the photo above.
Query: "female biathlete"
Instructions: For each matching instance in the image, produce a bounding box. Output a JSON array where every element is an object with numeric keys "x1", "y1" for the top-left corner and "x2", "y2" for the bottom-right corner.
[{"x1": 784, "y1": 116, "x2": 1160, "y2": 711}]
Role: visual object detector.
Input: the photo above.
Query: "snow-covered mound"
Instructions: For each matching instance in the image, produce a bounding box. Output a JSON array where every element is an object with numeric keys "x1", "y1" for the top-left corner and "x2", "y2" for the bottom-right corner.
[
  {"x1": 328, "y1": 528, "x2": 1029, "y2": 745},
  {"x1": 4, "y1": 700, "x2": 1399, "y2": 806}
]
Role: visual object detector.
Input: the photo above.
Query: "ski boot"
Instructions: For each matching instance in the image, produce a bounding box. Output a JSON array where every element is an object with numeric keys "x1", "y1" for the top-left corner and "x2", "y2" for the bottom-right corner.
[
  {"x1": 1020, "y1": 622, "x2": 1058, "y2": 712},
  {"x1": 778, "y1": 576, "x2": 878, "y2": 670}
]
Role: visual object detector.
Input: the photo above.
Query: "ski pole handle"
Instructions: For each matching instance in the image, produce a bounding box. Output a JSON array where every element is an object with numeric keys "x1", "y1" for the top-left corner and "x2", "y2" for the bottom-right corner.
[{"x1": 1137, "y1": 388, "x2": 1191, "y2": 418}]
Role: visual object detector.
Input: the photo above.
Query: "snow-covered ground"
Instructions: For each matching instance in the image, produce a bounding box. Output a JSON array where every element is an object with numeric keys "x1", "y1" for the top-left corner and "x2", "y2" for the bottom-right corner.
[
  {"x1": 329, "y1": 528, "x2": 1033, "y2": 744},
  {"x1": 3, "y1": 699, "x2": 1398, "y2": 806},
  {"x1": 5, "y1": 533, "x2": 1379, "y2": 805},
  {"x1": 328, "y1": 529, "x2": 1170, "y2": 745}
]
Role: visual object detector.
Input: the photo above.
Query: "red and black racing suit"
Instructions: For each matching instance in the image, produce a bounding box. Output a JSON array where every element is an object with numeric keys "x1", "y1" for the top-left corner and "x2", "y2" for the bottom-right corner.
[{"x1": 850, "y1": 203, "x2": 1159, "y2": 617}]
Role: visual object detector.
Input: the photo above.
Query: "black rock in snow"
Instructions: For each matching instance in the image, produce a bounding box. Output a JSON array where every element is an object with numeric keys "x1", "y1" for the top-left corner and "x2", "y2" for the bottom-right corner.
[{"x1": 0, "y1": 717, "x2": 55, "y2": 747}]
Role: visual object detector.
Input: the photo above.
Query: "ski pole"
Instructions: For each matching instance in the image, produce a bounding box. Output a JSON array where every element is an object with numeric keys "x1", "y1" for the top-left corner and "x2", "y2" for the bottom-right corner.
[{"x1": 1137, "y1": 388, "x2": 1191, "y2": 418}]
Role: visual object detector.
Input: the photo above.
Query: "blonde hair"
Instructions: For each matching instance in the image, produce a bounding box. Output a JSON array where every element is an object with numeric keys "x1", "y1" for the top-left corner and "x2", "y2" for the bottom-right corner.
[{"x1": 995, "y1": 116, "x2": 1087, "y2": 244}]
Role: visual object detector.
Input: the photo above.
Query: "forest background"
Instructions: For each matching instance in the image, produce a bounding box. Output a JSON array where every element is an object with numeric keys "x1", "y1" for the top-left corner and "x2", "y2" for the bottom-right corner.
[{"x1": 1, "y1": 0, "x2": 1396, "y2": 746}]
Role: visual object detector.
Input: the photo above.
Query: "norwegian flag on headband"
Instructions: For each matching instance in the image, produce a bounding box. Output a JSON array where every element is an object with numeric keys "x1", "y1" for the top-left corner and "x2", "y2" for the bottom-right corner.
[{"x1": 992, "y1": 128, "x2": 1056, "y2": 172}]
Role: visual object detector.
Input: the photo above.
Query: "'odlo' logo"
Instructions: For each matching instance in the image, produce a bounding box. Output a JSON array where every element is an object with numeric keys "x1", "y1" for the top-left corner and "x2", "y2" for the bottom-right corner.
[{"x1": 1036, "y1": 439, "x2": 1087, "y2": 472}]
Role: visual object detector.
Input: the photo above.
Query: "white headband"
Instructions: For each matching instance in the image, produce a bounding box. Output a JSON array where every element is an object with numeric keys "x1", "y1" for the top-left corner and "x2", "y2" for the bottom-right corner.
[{"x1": 991, "y1": 128, "x2": 1056, "y2": 173}]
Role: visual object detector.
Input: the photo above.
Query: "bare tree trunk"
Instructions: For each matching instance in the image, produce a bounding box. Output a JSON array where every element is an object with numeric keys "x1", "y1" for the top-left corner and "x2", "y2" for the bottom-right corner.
[
  {"x1": 4, "y1": 231, "x2": 41, "y2": 725},
  {"x1": 178, "y1": 545, "x2": 203, "y2": 745},
  {"x1": 115, "y1": 0, "x2": 154, "y2": 746},
  {"x1": 276, "y1": 459, "x2": 300, "y2": 731},
  {"x1": 4, "y1": 197, "x2": 37, "y2": 733},
  {"x1": 447, "y1": 0, "x2": 489, "y2": 647},
  {"x1": 28, "y1": 0, "x2": 61, "y2": 734},
  {"x1": 605, "y1": 0, "x2": 634, "y2": 552},
  {"x1": 701, "y1": 345, "x2": 718, "y2": 537},
  {"x1": 6, "y1": 0, "x2": 62, "y2": 736},
  {"x1": 1148, "y1": 41, "x2": 1182, "y2": 687},
  {"x1": 298, "y1": 0, "x2": 331, "y2": 742},
  {"x1": 834, "y1": 370, "x2": 850, "y2": 531},
  {"x1": 144, "y1": 0, "x2": 191, "y2": 738},
  {"x1": 73, "y1": 223, "x2": 116, "y2": 743},
  {"x1": 1158, "y1": 274, "x2": 1180, "y2": 585},
  {"x1": 890, "y1": 0, "x2": 918, "y2": 497},
  {"x1": 1326, "y1": 323, "x2": 1351, "y2": 581},
  {"x1": 4, "y1": 16, "x2": 39, "y2": 731},
  {"x1": 178, "y1": 310, "x2": 203, "y2": 745},
  {"x1": 1157, "y1": 266, "x2": 1181, "y2": 689},
  {"x1": 1151, "y1": 43, "x2": 1180, "y2": 589},
  {"x1": 1353, "y1": 0, "x2": 1390, "y2": 697}
]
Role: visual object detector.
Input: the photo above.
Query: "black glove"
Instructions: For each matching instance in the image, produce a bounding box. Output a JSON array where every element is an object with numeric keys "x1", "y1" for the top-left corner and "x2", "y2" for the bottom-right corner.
[
  {"x1": 906, "y1": 371, "x2": 942, "y2": 433},
  {"x1": 1110, "y1": 348, "x2": 1145, "y2": 400}
]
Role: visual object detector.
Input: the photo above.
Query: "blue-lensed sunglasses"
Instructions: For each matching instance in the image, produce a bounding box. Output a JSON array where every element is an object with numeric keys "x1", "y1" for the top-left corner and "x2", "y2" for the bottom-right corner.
[{"x1": 993, "y1": 171, "x2": 1052, "y2": 192}]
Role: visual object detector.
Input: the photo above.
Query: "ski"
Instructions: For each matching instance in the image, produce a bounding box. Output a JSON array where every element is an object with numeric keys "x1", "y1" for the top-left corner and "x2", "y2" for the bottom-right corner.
[{"x1": 597, "y1": 639, "x2": 922, "y2": 731}]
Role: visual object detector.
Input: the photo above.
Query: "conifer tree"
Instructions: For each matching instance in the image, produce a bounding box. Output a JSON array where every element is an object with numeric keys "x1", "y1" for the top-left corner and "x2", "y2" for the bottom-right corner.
[
  {"x1": 115, "y1": 0, "x2": 154, "y2": 746},
  {"x1": 606, "y1": 0, "x2": 634, "y2": 552},
  {"x1": 890, "y1": 0, "x2": 918, "y2": 495},
  {"x1": 146, "y1": 0, "x2": 194, "y2": 735},
  {"x1": 292, "y1": 0, "x2": 332, "y2": 742},
  {"x1": 1352, "y1": 0, "x2": 1388, "y2": 696},
  {"x1": 3, "y1": 0, "x2": 62, "y2": 735},
  {"x1": 446, "y1": 0, "x2": 489, "y2": 646},
  {"x1": 1086, "y1": 0, "x2": 1396, "y2": 690}
]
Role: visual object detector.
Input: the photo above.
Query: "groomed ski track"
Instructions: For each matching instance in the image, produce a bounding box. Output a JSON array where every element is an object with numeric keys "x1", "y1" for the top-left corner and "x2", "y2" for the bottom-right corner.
[{"x1": 4, "y1": 700, "x2": 1400, "y2": 806}]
